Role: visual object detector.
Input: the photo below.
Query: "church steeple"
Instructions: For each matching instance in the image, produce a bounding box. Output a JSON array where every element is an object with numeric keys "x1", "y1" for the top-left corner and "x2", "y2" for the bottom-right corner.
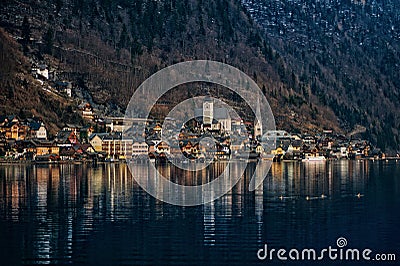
[
  {"x1": 203, "y1": 96, "x2": 213, "y2": 126},
  {"x1": 254, "y1": 96, "x2": 262, "y2": 140}
]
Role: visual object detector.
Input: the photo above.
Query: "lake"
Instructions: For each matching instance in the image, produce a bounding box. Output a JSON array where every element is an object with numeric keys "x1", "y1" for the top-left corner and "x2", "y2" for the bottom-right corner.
[{"x1": 0, "y1": 160, "x2": 399, "y2": 265}]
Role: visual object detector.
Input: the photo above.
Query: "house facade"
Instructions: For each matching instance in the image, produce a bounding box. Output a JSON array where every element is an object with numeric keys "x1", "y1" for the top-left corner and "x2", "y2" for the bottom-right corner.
[
  {"x1": 80, "y1": 103, "x2": 94, "y2": 121},
  {"x1": 132, "y1": 142, "x2": 148, "y2": 156},
  {"x1": 89, "y1": 133, "x2": 108, "y2": 152},
  {"x1": 102, "y1": 134, "x2": 133, "y2": 159},
  {"x1": 194, "y1": 97, "x2": 232, "y2": 132},
  {"x1": 29, "y1": 140, "x2": 59, "y2": 156}
]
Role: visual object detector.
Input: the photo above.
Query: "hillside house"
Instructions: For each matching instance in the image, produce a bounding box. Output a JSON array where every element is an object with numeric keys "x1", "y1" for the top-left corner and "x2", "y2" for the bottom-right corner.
[
  {"x1": 27, "y1": 119, "x2": 47, "y2": 139},
  {"x1": 79, "y1": 103, "x2": 94, "y2": 121},
  {"x1": 32, "y1": 64, "x2": 49, "y2": 80},
  {"x1": 56, "y1": 130, "x2": 79, "y2": 148}
]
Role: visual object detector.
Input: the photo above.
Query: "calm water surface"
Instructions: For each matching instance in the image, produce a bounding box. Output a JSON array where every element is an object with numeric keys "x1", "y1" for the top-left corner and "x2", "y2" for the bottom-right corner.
[{"x1": 0, "y1": 160, "x2": 399, "y2": 265}]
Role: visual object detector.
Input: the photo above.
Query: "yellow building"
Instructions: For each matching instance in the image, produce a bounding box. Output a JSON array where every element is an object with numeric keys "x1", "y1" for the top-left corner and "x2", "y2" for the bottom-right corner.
[
  {"x1": 89, "y1": 133, "x2": 108, "y2": 152},
  {"x1": 271, "y1": 146, "x2": 285, "y2": 156},
  {"x1": 32, "y1": 141, "x2": 60, "y2": 155},
  {"x1": 256, "y1": 144, "x2": 264, "y2": 154}
]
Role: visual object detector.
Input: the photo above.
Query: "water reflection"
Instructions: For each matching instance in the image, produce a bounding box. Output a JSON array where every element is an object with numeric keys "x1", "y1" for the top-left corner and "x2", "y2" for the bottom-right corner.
[
  {"x1": 264, "y1": 160, "x2": 372, "y2": 200},
  {"x1": 0, "y1": 160, "x2": 399, "y2": 265}
]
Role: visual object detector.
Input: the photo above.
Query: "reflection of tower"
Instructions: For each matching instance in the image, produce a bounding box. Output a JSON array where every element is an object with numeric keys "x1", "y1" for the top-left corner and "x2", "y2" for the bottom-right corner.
[
  {"x1": 203, "y1": 96, "x2": 213, "y2": 126},
  {"x1": 203, "y1": 202, "x2": 216, "y2": 246},
  {"x1": 254, "y1": 96, "x2": 262, "y2": 139}
]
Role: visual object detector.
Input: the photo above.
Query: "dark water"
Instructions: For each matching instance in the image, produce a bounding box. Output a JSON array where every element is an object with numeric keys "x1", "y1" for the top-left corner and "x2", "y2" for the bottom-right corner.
[{"x1": 0, "y1": 160, "x2": 399, "y2": 265}]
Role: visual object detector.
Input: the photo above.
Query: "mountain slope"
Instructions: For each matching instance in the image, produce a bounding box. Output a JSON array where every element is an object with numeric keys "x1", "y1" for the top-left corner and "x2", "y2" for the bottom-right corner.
[
  {"x1": 0, "y1": 0, "x2": 398, "y2": 152},
  {"x1": 0, "y1": 0, "x2": 342, "y2": 131},
  {"x1": 242, "y1": 0, "x2": 400, "y2": 151},
  {"x1": 0, "y1": 27, "x2": 82, "y2": 135}
]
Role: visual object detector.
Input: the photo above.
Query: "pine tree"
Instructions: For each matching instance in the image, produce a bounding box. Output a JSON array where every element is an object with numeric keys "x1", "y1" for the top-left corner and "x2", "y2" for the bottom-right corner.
[
  {"x1": 43, "y1": 27, "x2": 54, "y2": 54},
  {"x1": 21, "y1": 16, "x2": 30, "y2": 53}
]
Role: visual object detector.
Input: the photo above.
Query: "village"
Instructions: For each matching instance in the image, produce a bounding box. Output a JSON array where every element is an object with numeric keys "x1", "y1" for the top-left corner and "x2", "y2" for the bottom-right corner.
[
  {"x1": 1, "y1": 58, "x2": 395, "y2": 162},
  {"x1": 0, "y1": 96, "x2": 391, "y2": 163},
  {"x1": 0, "y1": 53, "x2": 388, "y2": 164}
]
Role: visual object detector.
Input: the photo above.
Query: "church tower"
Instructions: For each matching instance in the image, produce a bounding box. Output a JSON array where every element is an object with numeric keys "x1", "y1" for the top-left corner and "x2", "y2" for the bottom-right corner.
[
  {"x1": 203, "y1": 96, "x2": 213, "y2": 126},
  {"x1": 254, "y1": 96, "x2": 262, "y2": 140}
]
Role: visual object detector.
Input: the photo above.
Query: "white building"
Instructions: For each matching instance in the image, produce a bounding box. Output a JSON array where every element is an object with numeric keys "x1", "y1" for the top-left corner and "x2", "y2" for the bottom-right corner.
[
  {"x1": 106, "y1": 117, "x2": 125, "y2": 132},
  {"x1": 203, "y1": 96, "x2": 213, "y2": 126},
  {"x1": 36, "y1": 124, "x2": 47, "y2": 139},
  {"x1": 102, "y1": 135, "x2": 133, "y2": 159},
  {"x1": 231, "y1": 119, "x2": 243, "y2": 134},
  {"x1": 27, "y1": 119, "x2": 47, "y2": 140},
  {"x1": 264, "y1": 130, "x2": 291, "y2": 139},
  {"x1": 32, "y1": 64, "x2": 49, "y2": 80},
  {"x1": 195, "y1": 97, "x2": 232, "y2": 132},
  {"x1": 132, "y1": 142, "x2": 148, "y2": 156},
  {"x1": 79, "y1": 103, "x2": 94, "y2": 121},
  {"x1": 254, "y1": 97, "x2": 262, "y2": 139}
]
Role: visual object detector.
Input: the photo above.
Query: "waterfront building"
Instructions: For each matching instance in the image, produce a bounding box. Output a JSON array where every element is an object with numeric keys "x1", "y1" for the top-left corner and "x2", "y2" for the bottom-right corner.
[
  {"x1": 89, "y1": 133, "x2": 108, "y2": 152},
  {"x1": 132, "y1": 141, "x2": 148, "y2": 156},
  {"x1": 102, "y1": 133, "x2": 133, "y2": 159},
  {"x1": 28, "y1": 140, "x2": 59, "y2": 156}
]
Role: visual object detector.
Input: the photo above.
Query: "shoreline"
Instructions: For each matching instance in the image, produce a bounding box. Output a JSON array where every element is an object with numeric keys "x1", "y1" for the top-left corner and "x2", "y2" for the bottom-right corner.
[{"x1": 0, "y1": 157, "x2": 398, "y2": 166}]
